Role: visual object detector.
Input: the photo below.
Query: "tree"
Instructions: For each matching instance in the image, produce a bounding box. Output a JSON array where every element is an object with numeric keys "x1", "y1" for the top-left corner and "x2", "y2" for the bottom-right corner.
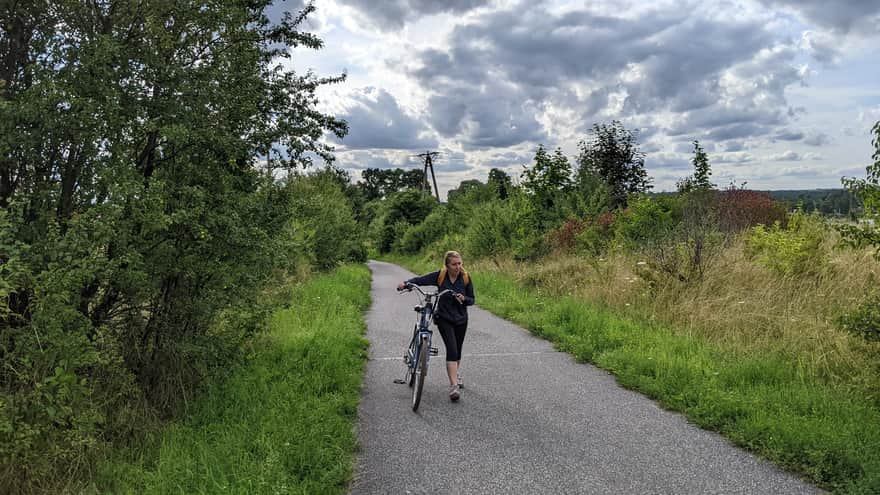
[
  {"x1": 487, "y1": 168, "x2": 514, "y2": 199},
  {"x1": 520, "y1": 145, "x2": 572, "y2": 228},
  {"x1": 357, "y1": 168, "x2": 424, "y2": 200},
  {"x1": 576, "y1": 121, "x2": 651, "y2": 209},
  {"x1": 677, "y1": 140, "x2": 714, "y2": 192},
  {"x1": 0, "y1": 1, "x2": 348, "y2": 489}
]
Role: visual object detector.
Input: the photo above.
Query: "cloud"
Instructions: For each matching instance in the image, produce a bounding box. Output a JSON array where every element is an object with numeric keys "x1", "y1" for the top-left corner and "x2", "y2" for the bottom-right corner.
[
  {"x1": 333, "y1": 87, "x2": 438, "y2": 150},
  {"x1": 767, "y1": 150, "x2": 824, "y2": 161},
  {"x1": 771, "y1": 128, "x2": 833, "y2": 146},
  {"x1": 803, "y1": 131, "x2": 832, "y2": 146},
  {"x1": 798, "y1": 31, "x2": 842, "y2": 65},
  {"x1": 648, "y1": 153, "x2": 691, "y2": 171},
  {"x1": 409, "y1": 3, "x2": 811, "y2": 151},
  {"x1": 723, "y1": 140, "x2": 747, "y2": 152},
  {"x1": 335, "y1": 149, "x2": 399, "y2": 170},
  {"x1": 760, "y1": 0, "x2": 880, "y2": 34},
  {"x1": 714, "y1": 152, "x2": 756, "y2": 164},
  {"x1": 336, "y1": 0, "x2": 489, "y2": 29},
  {"x1": 774, "y1": 129, "x2": 805, "y2": 141}
]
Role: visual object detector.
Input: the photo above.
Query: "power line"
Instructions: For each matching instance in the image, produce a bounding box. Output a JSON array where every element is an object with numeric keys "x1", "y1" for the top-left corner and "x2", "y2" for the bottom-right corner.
[{"x1": 413, "y1": 151, "x2": 441, "y2": 200}]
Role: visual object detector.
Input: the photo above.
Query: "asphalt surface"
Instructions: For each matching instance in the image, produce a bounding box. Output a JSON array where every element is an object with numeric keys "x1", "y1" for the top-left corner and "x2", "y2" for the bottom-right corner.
[{"x1": 351, "y1": 261, "x2": 823, "y2": 494}]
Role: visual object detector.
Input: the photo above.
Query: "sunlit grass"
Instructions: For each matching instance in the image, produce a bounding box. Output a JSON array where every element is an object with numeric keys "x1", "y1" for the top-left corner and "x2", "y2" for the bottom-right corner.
[{"x1": 91, "y1": 264, "x2": 371, "y2": 494}]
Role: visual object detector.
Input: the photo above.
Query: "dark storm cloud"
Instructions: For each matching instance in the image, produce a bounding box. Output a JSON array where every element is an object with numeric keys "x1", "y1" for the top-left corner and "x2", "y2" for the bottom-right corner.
[
  {"x1": 333, "y1": 87, "x2": 438, "y2": 150},
  {"x1": 761, "y1": 0, "x2": 880, "y2": 34},
  {"x1": 410, "y1": 3, "x2": 807, "y2": 149},
  {"x1": 336, "y1": 0, "x2": 489, "y2": 29}
]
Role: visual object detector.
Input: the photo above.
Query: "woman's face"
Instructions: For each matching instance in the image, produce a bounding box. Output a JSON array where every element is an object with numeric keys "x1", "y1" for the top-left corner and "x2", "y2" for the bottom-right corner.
[{"x1": 446, "y1": 256, "x2": 463, "y2": 277}]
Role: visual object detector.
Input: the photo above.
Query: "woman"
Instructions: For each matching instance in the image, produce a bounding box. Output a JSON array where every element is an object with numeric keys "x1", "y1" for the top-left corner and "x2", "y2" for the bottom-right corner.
[{"x1": 398, "y1": 251, "x2": 475, "y2": 401}]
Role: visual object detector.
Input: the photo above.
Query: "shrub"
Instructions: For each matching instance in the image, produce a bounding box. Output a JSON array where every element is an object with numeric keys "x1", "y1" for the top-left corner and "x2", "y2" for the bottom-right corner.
[
  {"x1": 372, "y1": 190, "x2": 437, "y2": 253},
  {"x1": 464, "y1": 195, "x2": 534, "y2": 258},
  {"x1": 837, "y1": 294, "x2": 880, "y2": 342},
  {"x1": 400, "y1": 206, "x2": 454, "y2": 254},
  {"x1": 546, "y1": 218, "x2": 588, "y2": 253},
  {"x1": 285, "y1": 173, "x2": 366, "y2": 269},
  {"x1": 717, "y1": 184, "x2": 788, "y2": 233},
  {"x1": 745, "y1": 212, "x2": 828, "y2": 276}
]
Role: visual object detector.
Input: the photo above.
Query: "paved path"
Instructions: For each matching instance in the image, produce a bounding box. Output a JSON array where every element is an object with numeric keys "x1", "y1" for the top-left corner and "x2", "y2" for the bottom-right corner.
[{"x1": 351, "y1": 261, "x2": 822, "y2": 494}]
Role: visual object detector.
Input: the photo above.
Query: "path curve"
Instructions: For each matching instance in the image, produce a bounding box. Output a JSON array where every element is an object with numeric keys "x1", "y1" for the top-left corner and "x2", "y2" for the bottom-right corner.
[{"x1": 351, "y1": 261, "x2": 822, "y2": 494}]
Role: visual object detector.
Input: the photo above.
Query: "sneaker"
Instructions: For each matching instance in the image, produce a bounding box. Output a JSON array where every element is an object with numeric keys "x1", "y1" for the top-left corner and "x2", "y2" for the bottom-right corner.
[
  {"x1": 449, "y1": 385, "x2": 460, "y2": 401},
  {"x1": 457, "y1": 373, "x2": 464, "y2": 388}
]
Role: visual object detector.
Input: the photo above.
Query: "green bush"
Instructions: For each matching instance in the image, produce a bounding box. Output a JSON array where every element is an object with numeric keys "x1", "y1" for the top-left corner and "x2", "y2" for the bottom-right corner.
[
  {"x1": 371, "y1": 190, "x2": 437, "y2": 253},
  {"x1": 285, "y1": 173, "x2": 366, "y2": 269},
  {"x1": 400, "y1": 205, "x2": 454, "y2": 254},
  {"x1": 463, "y1": 195, "x2": 534, "y2": 258},
  {"x1": 745, "y1": 212, "x2": 828, "y2": 276},
  {"x1": 616, "y1": 195, "x2": 682, "y2": 250},
  {"x1": 837, "y1": 294, "x2": 880, "y2": 342},
  {"x1": 574, "y1": 212, "x2": 616, "y2": 256}
]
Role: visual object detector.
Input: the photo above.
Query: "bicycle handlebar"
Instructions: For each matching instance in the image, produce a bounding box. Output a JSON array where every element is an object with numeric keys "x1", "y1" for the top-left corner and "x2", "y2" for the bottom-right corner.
[{"x1": 399, "y1": 283, "x2": 455, "y2": 299}]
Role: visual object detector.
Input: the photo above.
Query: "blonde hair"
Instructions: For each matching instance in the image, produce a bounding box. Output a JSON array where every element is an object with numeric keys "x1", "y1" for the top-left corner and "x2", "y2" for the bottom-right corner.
[{"x1": 444, "y1": 250, "x2": 462, "y2": 267}]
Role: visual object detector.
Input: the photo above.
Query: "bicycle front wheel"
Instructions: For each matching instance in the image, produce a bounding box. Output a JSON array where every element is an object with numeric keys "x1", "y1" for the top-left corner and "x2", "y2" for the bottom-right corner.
[{"x1": 411, "y1": 336, "x2": 430, "y2": 411}]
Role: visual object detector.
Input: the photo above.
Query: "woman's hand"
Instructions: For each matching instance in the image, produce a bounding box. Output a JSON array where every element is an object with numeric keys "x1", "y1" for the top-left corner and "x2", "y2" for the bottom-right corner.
[
  {"x1": 454, "y1": 293, "x2": 465, "y2": 304},
  {"x1": 397, "y1": 281, "x2": 406, "y2": 291}
]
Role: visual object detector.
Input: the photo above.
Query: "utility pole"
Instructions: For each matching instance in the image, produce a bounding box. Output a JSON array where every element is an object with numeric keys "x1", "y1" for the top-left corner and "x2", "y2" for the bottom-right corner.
[{"x1": 415, "y1": 151, "x2": 441, "y2": 200}]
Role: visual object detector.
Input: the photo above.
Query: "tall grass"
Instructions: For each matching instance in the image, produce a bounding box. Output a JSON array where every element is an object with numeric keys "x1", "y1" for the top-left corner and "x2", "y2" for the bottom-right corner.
[
  {"x1": 91, "y1": 264, "x2": 371, "y2": 494},
  {"x1": 386, "y1": 248, "x2": 880, "y2": 493}
]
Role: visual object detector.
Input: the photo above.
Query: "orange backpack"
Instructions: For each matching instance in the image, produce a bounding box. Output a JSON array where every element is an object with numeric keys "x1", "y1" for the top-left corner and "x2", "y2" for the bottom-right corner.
[{"x1": 437, "y1": 267, "x2": 469, "y2": 287}]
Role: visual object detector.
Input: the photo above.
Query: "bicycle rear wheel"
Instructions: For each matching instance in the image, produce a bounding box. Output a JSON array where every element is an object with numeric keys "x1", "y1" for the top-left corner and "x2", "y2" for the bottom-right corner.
[{"x1": 411, "y1": 336, "x2": 429, "y2": 411}]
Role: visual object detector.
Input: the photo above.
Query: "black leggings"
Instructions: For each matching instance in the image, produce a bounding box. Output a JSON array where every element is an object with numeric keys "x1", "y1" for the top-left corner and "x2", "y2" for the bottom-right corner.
[{"x1": 435, "y1": 318, "x2": 467, "y2": 361}]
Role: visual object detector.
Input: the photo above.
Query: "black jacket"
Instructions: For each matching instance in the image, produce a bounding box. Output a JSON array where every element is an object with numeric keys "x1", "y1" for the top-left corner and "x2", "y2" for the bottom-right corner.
[{"x1": 406, "y1": 270, "x2": 475, "y2": 325}]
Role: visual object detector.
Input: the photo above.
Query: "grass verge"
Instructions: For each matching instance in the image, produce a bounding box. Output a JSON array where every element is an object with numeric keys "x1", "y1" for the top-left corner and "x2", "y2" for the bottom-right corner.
[
  {"x1": 91, "y1": 264, "x2": 371, "y2": 494},
  {"x1": 385, "y1": 253, "x2": 880, "y2": 494}
]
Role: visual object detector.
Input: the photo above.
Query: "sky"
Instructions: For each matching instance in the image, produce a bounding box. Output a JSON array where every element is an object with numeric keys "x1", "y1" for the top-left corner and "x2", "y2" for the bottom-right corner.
[{"x1": 279, "y1": 0, "x2": 880, "y2": 198}]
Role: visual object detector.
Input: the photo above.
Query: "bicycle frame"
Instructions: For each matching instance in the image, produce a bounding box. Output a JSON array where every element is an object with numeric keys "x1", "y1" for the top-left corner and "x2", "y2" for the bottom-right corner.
[{"x1": 400, "y1": 284, "x2": 454, "y2": 411}]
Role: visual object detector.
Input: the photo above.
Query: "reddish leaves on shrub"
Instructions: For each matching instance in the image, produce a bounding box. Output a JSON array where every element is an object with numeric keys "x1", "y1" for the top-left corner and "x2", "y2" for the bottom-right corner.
[{"x1": 717, "y1": 184, "x2": 788, "y2": 233}]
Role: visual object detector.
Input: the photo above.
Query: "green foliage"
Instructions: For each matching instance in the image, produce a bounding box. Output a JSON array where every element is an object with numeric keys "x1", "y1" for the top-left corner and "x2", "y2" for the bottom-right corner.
[
  {"x1": 838, "y1": 121, "x2": 880, "y2": 258},
  {"x1": 520, "y1": 146, "x2": 573, "y2": 229},
  {"x1": 371, "y1": 189, "x2": 437, "y2": 253},
  {"x1": 677, "y1": 140, "x2": 714, "y2": 193},
  {"x1": 0, "y1": 2, "x2": 350, "y2": 490},
  {"x1": 94, "y1": 265, "x2": 371, "y2": 494},
  {"x1": 446, "y1": 179, "x2": 497, "y2": 206},
  {"x1": 463, "y1": 194, "x2": 536, "y2": 259},
  {"x1": 837, "y1": 293, "x2": 880, "y2": 343},
  {"x1": 616, "y1": 195, "x2": 691, "y2": 282},
  {"x1": 574, "y1": 212, "x2": 617, "y2": 256},
  {"x1": 400, "y1": 205, "x2": 455, "y2": 254},
  {"x1": 616, "y1": 195, "x2": 682, "y2": 250},
  {"x1": 284, "y1": 172, "x2": 366, "y2": 269},
  {"x1": 487, "y1": 168, "x2": 515, "y2": 200},
  {"x1": 577, "y1": 121, "x2": 651, "y2": 209},
  {"x1": 356, "y1": 168, "x2": 425, "y2": 201},
  {"x1": 745, "y1": 212, "x2": 828, "y2": 277},
  {"x1": 570, "y1": 167, "x2": 612, "y2": 219}
]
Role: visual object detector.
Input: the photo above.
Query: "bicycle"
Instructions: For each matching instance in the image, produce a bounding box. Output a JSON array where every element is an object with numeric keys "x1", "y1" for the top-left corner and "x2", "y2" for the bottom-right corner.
[{"x1": 394, "y1": 283, "x2": 454, "y2": 411}]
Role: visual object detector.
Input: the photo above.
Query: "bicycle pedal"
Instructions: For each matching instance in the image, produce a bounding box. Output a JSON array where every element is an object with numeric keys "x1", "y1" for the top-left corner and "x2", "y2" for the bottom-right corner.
[{"x1": 430, "y1": 347, "x2": 439, "y2": 356}]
